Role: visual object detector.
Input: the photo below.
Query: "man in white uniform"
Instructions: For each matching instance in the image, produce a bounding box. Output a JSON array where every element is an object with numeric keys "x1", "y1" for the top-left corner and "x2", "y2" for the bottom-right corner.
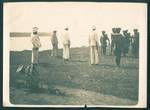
[
  {"x1": 62, "y1": 27, "x2": 70, "y2": 61},
  {"x1": 89, "y1": 26, "x2": 99, "y2": 65},
  {"x1": 31, "y1": 27, "x2": 41, "y2": 64}
]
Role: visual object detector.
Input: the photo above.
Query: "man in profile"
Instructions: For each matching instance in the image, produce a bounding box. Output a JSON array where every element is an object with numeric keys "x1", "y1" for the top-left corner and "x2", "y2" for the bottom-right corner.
[
  {"x1": 51, "y1": 30, "x2": 58, "y2": 57},
  {"x1": 89, "y1": 26, "x2": 99, "y2": 65},
  {"x1": 62, "y1": 27, "x2": 70, "y2": 61},
  {"x1": 31, "y1": 27, "x2": 41, "y2": 64}
]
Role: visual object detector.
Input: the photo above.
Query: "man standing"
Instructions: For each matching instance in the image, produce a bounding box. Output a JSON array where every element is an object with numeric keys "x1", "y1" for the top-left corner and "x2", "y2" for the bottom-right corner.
[
  {"x1": 110, "y1": 28, "x2": 117, "y2": 55},
  {"x1": 31, "y1": 27, "x2": 41, "y2": 64},
  {"x1": 89, "y1": 26, "x2": 99, "y2": 65},
  {"x1": 131, "y1": 29, "x2": 139, "y2": 58},
  {"x1": 100, "y1": 30, "x2": 110, "y2": 55},
  {"x1": 122, "y1": 30, "x2": 130, "y2": 56},
  {"x1": 62, "y1": 27, "x2": 70, "y2": 61},
  {"x1": 51, "y1": 30, "x2": 58, "y2": 57},
  {"x1": 113, "y1": 27, "x2": 123, "y2": 67}
]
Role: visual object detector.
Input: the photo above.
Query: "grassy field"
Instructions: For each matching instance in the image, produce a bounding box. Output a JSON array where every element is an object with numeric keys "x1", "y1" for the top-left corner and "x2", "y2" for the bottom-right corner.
[{"x1": 10, "y1": 47, "x2": 139, "y2": 105}]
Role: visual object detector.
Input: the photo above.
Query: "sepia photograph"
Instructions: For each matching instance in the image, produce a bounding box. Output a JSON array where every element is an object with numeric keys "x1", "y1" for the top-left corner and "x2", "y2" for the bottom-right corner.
[{"x1": 3, "y1": 2, "x2": 147, "y2": 108}]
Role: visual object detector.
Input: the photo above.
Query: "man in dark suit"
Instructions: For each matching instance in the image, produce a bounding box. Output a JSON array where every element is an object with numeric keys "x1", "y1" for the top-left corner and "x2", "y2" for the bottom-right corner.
[
  {"x1": 100, "y1": 30, "x2": 110, "y2": 55},
  {"x1": 113, "y1": 27, "x2": 123, "y2": 67}
]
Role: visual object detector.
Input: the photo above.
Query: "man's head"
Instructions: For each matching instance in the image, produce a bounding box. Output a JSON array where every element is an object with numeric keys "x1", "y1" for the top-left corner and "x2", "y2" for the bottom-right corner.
[
  {"x1": 65, "y1": 27, "x2": 69, "y2": 31},
  {"x1": 33, "y1": 27, "x2": 38, "y2": 34},
  {"x1": 102, "y1": 30, "x2": 105, "y2": 35},
  {"x1": 133, "y1": 29, "x2": 138, "y2": 33},
  {"x1": 92, "y1": 25, "x2": 96, "y2": 31},
  {"x1": 116, "y1": 27, "x2": 121, "y2": 33},
  {"x1": 53, "y1": 30, "x2": 57, "y2": 34},
  {"x1": 112, "y1": 28, "x2": 116, "y2": 33}
]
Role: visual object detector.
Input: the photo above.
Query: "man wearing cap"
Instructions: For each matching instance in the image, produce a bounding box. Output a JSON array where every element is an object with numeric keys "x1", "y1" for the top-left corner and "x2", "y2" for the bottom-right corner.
[
  {"x1": 100, "y1": 30, "x2": 110, "y2": 55},
  {"x1": 31, "y1": 27, "x2": 41, "y2": 64},
  {"x1": 131, "y1": 29, "x2": 139, "y2": 58},
  {"x1": 113, "y1": 27, "x2": 123, "y2": 67},
  {"x1": 89, "y1": 26, "x2": 99, "y2": 65},
  {"x1": 62, "y1": 27, "x2": 70, "y2": 61},
  {"x1": 51, "y1": 30, "x2": 58, "y2": 57}
]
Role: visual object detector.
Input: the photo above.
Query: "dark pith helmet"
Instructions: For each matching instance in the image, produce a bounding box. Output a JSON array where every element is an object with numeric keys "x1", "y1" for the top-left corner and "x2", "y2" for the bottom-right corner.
[
  {"x1": 53, "y1": 30, "x2": 57, "y2": 33},
  {"x1": 133, "y1": 29, "x2": 138, "y2": 32},
  {"x1": 112, "y1": 28, "x2": 116, "y2": 33},
  {"x1": 102, "y1": 30, "x2": 105, "y2": 34},
  {"x1": 116, "y1": 27, "x2": 121, "y2": 33}
]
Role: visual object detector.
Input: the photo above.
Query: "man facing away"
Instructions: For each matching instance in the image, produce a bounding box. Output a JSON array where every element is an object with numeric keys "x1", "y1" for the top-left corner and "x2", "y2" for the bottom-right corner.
[
  {"x1": 31, "y1": 27, "x2": 42, "y2": 64},
  {"x1": 113, "y1": 27, "x2": 123, "y2": 67},
  {"x1": 89, "y1": 26, "x2": 99, "y2": 65},
  {"x1": 100, "y1": 30, "x2": 110, "y2": 55},
  {"x1": 51, "y1": 30, "x2": 58, "y2": 57},
  {"x1": 62, "y1": 27, "x2": 70, "y2": 61}
]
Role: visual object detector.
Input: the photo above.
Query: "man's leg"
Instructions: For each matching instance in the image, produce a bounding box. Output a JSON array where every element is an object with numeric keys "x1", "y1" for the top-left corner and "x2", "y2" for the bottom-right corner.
[
  {"x1": 94, "y1": 46, "x2": 99, "y2": 64},
  {"x1": 56, "y1": 44, "x2": 58, "y2": 57},
  {"x1": 66, "y1": 45, "x2": 70, "y2": 60},
  {"x1": 116, "y1": 52, "x2": 121, "y2": 67},
  {"x1": 63, "y1": 45, "x2": 66, "y2": 59},
  {"x1": 90, "y1": 46, "x2": 94, "y2": 64},
  {"x1": 32, "y1": 48, "x2": 39, "y2": 64},
  {"x1": 103, "y1": 46, "x2": 106, "y2": 55}
]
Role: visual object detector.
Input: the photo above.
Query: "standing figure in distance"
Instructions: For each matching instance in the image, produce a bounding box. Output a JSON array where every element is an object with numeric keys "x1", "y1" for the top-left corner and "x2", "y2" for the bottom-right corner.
[
  {"x1": 31, "y1": 27, "x2": 42, "y2": 64},
  {"x1": 89, "y1": 26, "x2": 99, "y2": 65},
  {"x1": 113, "y1": 27, "x2": 123, "y2": 67},
  {"x1": 62, "y1": 27, "x2": 70, "y2": 61},
  {"x1": 100, "y1": 30, "x2": 110, "y2": 55},
  {"x1": 51, "y1": 30, "x2": 58, "y2": 57},
  {"x1": 131, "y1": 29, "x2": 139, "y2": 58},
  {"x1": 110, "y1": 28, "x2": 117, "y2": 55},
  {"x1": 122, "y1": 30, "x2": 131, "y2": 56}
]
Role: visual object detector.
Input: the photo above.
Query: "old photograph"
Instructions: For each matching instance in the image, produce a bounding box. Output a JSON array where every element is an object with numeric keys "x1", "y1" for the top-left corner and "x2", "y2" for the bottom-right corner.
[{"x1": 3, "y1": 2, "x2": 147, "y2": 107}]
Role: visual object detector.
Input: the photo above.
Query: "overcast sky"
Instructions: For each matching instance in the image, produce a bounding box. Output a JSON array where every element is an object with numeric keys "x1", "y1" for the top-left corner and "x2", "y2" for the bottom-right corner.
[{"x1": 4, "y1": 2, "x2": 147, "y2": 51}]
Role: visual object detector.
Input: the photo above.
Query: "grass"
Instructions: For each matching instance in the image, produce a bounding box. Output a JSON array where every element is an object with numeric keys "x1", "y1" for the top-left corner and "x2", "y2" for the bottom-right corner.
[{"x1": 10, "y1": 47, "x2": 139, "y2": 105}]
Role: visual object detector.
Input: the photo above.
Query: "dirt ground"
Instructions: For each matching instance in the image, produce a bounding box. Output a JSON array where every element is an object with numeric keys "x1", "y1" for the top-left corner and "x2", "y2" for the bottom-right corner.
[{"x1": 9, "y1": 47, "x2": 139, "y2": 105}]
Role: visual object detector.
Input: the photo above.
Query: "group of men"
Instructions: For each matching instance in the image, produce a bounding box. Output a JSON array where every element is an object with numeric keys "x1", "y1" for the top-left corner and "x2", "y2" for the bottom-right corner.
[
  {"x1": 31, "y1": 26, "x2": 139, "y2": 67},
  {"x1": 100, "y1": 27, "x2": 139, "y2": 66},
  {"x1": 31, "y1": 27, "x2": 71, "y2": 64}
]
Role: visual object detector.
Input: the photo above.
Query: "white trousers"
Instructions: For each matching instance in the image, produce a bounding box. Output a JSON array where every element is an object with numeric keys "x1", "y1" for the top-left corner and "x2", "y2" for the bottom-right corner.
[
  {"x1": 90, "y1": 46, "x2": 99, "y2": 64},
  {"x1": 31, "y1": 48, "x2": 39, "y2": 64},
  {"x1": 63, "y1": 44, "x2": 70, "y2": 60}
]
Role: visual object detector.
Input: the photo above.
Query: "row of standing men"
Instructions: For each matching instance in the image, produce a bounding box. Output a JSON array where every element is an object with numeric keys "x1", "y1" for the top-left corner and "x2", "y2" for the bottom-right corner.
[{"x1": 31, "y1": 26, "x2": 139, "y2": 67}]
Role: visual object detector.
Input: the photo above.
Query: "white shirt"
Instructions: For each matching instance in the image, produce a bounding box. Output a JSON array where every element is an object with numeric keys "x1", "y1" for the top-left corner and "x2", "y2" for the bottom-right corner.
[
  {"x1": 89, "y1": 31, "x2": 99, "y2": 46},
  {"x1": 62, "y1": 31, "x2": 70, "y2": 45}
]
